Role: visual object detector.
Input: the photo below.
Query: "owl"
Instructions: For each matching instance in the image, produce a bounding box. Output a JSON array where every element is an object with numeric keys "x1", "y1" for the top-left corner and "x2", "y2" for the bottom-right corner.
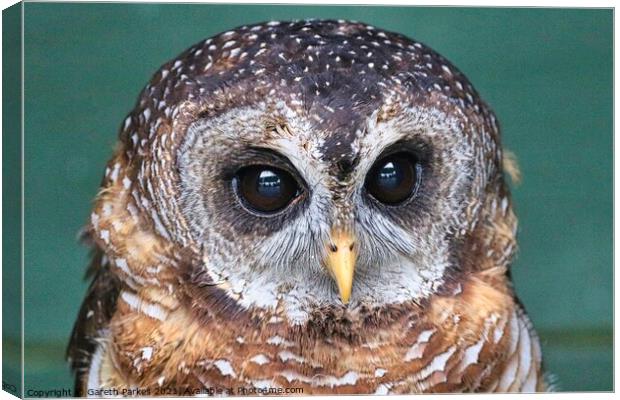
[{"x1": 68, "y1": 19, "x2": 546, "y2": 395}]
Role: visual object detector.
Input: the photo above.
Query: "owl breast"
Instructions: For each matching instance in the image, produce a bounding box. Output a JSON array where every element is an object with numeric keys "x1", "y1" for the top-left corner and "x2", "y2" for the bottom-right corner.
[{"x1": 84, "y1": 267, "x2": 543, "y2": 394}]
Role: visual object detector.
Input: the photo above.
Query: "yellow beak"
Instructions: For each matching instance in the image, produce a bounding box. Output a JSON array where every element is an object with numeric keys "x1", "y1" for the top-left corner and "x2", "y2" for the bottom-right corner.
[{"x1": 324, "y1": 230, "x2": 357, "y2": 304}]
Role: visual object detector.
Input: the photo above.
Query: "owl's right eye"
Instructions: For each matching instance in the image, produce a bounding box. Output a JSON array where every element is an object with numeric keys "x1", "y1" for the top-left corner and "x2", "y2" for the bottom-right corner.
[{"x1": 233, "y1": 165, "x2": 301, "y2": 214}]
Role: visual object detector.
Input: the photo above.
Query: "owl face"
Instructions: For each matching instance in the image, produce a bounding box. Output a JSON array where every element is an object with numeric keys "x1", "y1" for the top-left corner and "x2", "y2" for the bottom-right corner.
[{"x1": 132, "y1": 20, "x2": 501, "y2": 324}]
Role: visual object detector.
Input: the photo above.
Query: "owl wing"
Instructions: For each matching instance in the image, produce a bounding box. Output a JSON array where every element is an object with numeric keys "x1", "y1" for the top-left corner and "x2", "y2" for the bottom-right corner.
[{"x1": 66, "y1": 243, "x2": 121, "y2": 396}]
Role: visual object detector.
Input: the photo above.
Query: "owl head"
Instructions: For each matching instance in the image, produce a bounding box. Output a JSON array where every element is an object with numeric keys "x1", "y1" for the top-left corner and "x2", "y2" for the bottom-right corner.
[{"x1": 92, "y1": 20, "x2": 516, "y2": 326}]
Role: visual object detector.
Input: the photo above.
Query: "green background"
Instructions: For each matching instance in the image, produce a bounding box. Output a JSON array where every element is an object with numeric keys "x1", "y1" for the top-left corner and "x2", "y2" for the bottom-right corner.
[
  {"x1": 19, "y1": 3, "x2": 612, "y2": 393},
  {"x1": 3, "y1": 3, "x2": 23, "y2": 397}
]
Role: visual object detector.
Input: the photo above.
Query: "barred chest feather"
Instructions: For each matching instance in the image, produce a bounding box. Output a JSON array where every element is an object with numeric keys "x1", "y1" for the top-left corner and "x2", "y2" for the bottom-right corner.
[{"x1": 82, "y1": 268, "x2": 545, "y2": 395}]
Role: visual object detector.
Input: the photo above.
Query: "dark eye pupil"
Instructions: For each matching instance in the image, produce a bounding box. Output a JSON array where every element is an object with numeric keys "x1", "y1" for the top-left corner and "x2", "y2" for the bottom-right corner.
[
  {"x1": 365, "y1": 153, "x2": 418, "y2": 205},
  {"x1": 377, "y1": 161, "x2": 400, "y2": 188},
  {"x1": 235, "y1": 166, "x2": 299, "y2": 213},
  {"x1": 256, "y1": 170, "x2": 282, "y2": 197}
]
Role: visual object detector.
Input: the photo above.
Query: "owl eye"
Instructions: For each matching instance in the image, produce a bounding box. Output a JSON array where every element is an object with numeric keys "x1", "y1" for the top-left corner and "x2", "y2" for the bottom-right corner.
[
  {"x1": 365, "y1": 153, "x2": 420, "y2": 205},
  {"x1": 233, "y1": 165, "x2": 301, "y2": 214}
]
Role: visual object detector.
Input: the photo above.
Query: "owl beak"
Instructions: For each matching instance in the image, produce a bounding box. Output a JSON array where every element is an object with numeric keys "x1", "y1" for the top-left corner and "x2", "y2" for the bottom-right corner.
[{"x1": 325, "y1": 230, "x2": 357, "y2": 304}]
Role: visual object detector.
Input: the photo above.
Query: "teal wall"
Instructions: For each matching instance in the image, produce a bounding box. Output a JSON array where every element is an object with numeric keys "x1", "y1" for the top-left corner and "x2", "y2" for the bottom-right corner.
[
  {"x1": 3, "y1": 3, "x2": 23, "y2": 397},
  {"x1": 22, "y1": 3, "x2": 612, "y2": 392}
]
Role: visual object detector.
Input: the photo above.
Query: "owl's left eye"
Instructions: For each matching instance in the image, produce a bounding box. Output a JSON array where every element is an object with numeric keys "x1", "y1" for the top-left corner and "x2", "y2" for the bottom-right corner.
[
  {"x1": 365, "y1": 152, "x2": 421, "y2": 205},
  {"x1": 233, "y1": 165, "x2": 301, "y2": 214}
]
